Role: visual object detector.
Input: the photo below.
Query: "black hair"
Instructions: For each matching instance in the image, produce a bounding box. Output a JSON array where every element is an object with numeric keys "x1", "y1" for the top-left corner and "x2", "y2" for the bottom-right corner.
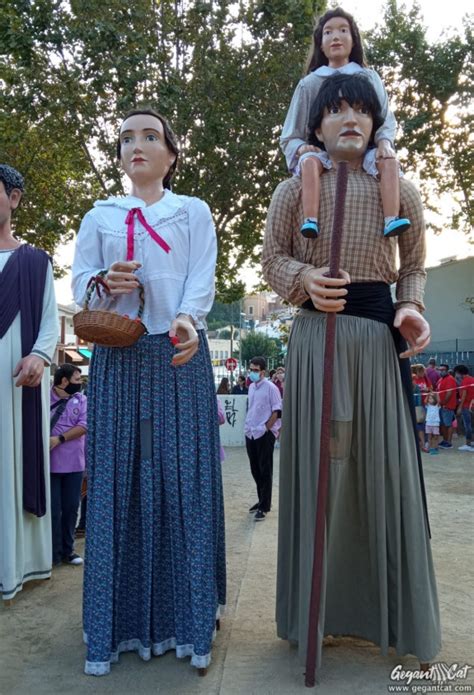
[
  {"x1": 305, "y1": 7, "x2": 366, "y2": 75},
  {"x1": 307, "y1": 72, "x2": 384, "y2": 150},
  {"x1": 0, "y1": 164, "x2": 25, "y2": 196},
  {"x1": 54, "y1": 364, "x2": 82, "y2": 386},
  {"x1": 250, "y1": 356, "x2": 267, "y2": 371},
  {"x1": 454, "y1": 364, "x2": 469, "y2": 375},
  {"x1": 116, "y1": 107, "x2": 179, "y2": 190},
  {"x1": 439, "y1": 364, "x2": 449, "y2": 370}
]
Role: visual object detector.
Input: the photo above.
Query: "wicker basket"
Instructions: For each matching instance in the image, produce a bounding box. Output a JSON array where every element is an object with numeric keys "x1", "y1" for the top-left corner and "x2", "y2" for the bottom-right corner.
[{"x1": 73, "y1": 273, "x2": 147, "y2": 348}]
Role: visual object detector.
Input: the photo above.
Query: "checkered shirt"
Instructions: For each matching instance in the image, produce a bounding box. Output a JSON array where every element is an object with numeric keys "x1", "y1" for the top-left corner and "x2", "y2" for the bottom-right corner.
[{"x1": 262, "y1": 167, "x2": 427, "y2": 311}]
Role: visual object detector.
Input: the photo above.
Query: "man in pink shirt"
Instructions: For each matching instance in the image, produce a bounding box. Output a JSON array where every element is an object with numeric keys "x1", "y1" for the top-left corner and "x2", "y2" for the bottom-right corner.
[
  {"x1": 50, "y1": 364, "x2": 87, "y2": 565},
  {"x1": 244, "y1": 356, "x2": 282, "y2": 521}
]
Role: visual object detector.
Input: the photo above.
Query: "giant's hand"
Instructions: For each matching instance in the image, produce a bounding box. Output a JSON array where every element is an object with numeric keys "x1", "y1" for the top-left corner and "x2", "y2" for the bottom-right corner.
[
  {"x1": 393, "y1": 307, "x2": 431, "y2": 358},
  {"x1": 13, "y1": 354, "x2": 45, "y2": 387},
  {"x1": 297, "y1": 144, "x2": 321, "y2": 159},
  {"x1": 169, "y1": 314, "x2": 199, "y2": 366},
  {"x1": 376, "y1": 139, "x2": 396, "y2": 159},
  {"x1": 303, "y1": 267, "x2": 351, "y2": 313},
  {"x1": 106, "y1": 260, "x2": 141, "y2": 295}
]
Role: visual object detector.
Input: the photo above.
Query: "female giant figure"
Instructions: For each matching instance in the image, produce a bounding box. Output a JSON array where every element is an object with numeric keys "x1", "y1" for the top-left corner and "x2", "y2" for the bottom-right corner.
[{"x1": 72, "y1": 109, "x2": 226, "y2": 676}]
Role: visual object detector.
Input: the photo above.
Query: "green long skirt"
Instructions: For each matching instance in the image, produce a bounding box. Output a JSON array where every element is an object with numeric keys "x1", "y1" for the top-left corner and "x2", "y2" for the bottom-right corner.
[{"x1": 276, "y1": 310, "x2": 441, "y2": 667}]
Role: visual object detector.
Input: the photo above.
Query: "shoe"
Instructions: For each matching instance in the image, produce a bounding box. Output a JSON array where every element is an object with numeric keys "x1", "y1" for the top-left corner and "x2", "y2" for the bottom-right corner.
[
  {"x1": 63, "y1": 553, "x2": 83, "y2": 565},
  {"x1": 429, "y1": 448, "x2": 439, "y2": 455},
  {"x1": 254, "y1": 510, "x2": 266, "y2": 521},
  {"x1": 383, "y1": 217, "x2": 411, "y2": 237},
  {"x1": 300, "y1": 219, "x2": 319, "y2": 239},
  {"x1": 53, "y1": 559, "x2": 62, "y2": 567},
  {"x1": 248, "y1": 502, "x2": 259, "y2": 513},
  {"x1": 458, "y1": 444, "x2": 474, "y2": 452},
  {"x1": 439, "y1": 441, "x2": 453, "y2": 449}
]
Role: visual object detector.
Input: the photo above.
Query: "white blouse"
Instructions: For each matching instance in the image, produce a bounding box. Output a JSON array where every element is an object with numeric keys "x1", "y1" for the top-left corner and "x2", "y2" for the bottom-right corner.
[{"x1": 71, "y1": 190, "x2": 217, "y2": 335}]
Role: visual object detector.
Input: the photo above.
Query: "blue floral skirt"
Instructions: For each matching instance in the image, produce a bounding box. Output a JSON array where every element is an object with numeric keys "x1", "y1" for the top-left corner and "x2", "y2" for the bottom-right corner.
[{"x1": 83, "y1": 332, "x2": 226, "y2": 675}]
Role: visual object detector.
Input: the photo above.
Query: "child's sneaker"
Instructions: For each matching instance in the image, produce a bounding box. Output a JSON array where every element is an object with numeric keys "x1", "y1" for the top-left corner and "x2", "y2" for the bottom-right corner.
[
  {"x1": 384, "y1": 217, "x2": 411, "y2": 237},
  {"x1": 429, "y1": 448, "x2": 439, "y2": 455},
  {"x1": 301, "y1": 218, "x2": 319, "y2": 239}
]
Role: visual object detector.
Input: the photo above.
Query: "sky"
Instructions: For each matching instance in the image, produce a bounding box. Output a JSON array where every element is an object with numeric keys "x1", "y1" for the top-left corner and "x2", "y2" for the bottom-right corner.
[
  {"x1": 54, "y1": 0, "x2": 473, "y2": 305},
  {"x1": 338, "y1": 0, "x2": 471, "y2": 41}
]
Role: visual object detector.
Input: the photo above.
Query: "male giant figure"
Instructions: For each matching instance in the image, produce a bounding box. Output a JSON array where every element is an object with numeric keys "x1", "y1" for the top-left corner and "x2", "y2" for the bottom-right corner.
[
  {"x1": 0, "y1": 165, "x2": 58, "y2": 601},
  {"x1": 262, "y1": 74, "x2": 441, "y2": 671}
]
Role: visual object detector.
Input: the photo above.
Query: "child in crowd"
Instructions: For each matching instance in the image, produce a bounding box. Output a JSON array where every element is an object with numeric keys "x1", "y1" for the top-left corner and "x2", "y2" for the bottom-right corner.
[
  {"x1": 281, "y1": 7, "x2": 410, "y2": 239},
  {"x1": 425, "y1": 393, "x2": 441, "y2": 455}
]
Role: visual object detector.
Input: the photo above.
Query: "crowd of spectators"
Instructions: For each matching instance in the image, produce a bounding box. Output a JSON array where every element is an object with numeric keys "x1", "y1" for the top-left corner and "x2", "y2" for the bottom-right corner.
[{"x1": 411, "y1": 360, "x2": 474, "y2": 454}]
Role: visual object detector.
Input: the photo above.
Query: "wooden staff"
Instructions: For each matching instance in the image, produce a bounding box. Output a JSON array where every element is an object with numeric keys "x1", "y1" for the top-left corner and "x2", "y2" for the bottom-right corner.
[{"x1": 305, "y1": 161, "x2": 349, "y2": 688}]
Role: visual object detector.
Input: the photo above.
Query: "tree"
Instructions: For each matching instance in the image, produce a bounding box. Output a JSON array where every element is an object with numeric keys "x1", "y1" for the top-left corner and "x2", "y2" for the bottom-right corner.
[
  {"x1": 206, "y1": 299, "x2": 243, "y2": 330},
  {"x1": 0, "y1": 0, "x2": 324, "y2": 291},
  {"x1": 366, "y1": 1, "x2": 473, "y2": 233},
  {"x1": 239, "y1": 330, "x2": 281, "y2": 364}
]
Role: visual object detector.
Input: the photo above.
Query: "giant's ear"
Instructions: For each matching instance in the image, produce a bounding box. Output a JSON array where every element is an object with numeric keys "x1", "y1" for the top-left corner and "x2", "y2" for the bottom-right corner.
[
  {"x1": 315, "y1": 128, "x2": 324, "y2": 143},
  {"x1": 9, "y1": 188, "x2": 22, "y2": 211}
]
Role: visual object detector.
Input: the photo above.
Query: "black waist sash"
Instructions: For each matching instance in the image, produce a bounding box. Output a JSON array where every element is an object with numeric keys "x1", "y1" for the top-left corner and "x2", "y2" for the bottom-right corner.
[{"x1": 302, "y1": 282, "x2": 431, "y2": 537}]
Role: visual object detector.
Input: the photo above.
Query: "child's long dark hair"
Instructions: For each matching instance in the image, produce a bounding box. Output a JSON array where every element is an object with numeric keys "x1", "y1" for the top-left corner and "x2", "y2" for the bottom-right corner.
[
  {"x1": 116, "y1": 107, "x2": 179, "y2": 190},
  {"x1": 305, "y1": 7, "x2": 367, "y2": 75}
]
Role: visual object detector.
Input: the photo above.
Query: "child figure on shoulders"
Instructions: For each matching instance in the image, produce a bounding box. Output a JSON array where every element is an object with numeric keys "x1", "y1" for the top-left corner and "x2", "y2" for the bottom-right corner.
[{"x1": 281, "y1": 7, "x2": 410, "y2": 240}]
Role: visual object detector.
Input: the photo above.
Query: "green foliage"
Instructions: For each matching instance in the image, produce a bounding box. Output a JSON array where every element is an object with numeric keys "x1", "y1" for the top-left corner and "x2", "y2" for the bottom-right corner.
[
  {"x1": 2, "y1": 0, "x2": 470, "y2": 295},
  {"x1": 366, "y1": 1, "x2": 473, "y2": 232},
  {"x1": 207, "y1": 298, "x2": 244, "y2": 329},
  {"x1": 0, "y1": 0, "x2": 323, "y2": 288},
  {"x1": 239, "y1": 330, "x2": 281, "y2": 364},
  {"x1": 218, "y1": 328, "x2": 239, "y2": 339}
]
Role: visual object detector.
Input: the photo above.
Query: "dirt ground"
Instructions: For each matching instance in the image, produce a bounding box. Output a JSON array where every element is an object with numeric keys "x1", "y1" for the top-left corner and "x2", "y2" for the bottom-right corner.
[{"x1": 1, "y1": 441, "x2": 473, "y2": 695}]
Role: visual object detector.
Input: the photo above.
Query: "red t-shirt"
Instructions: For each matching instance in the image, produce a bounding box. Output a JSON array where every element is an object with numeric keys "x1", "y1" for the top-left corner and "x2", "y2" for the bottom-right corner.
[
  {"x1": 413, "y1": 376, "x2": 431, "y2": 404},
  {"x1": 438, "y1": 375, "x2": 457, "y2": 410},
  {"x1": 459, "y1": 375, "x2": 474, "y2": 408}
]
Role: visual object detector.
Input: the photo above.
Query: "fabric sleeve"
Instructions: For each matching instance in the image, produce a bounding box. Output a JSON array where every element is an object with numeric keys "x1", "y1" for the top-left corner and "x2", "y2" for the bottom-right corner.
[
  {"x1": 217, "y1": 397, "x2": 225, "y2": 425},
  {"x1": 71, "y1": 211, "x2": 116, "y2": 310},
  {"x1": 262, "y1": 180, "x2": 314, "y2": 306},
  {"x1": 76, "y1": 395, "x2": 88, "y2": 430},
  {"x1": 395, "y1": 180, "x2": 427, "y2": 312},
  {"x1": 176, "y1": 198, "x2": 217, "y2": 323},
  {"x1": 269, "y1": 382, "x2": 282, "y2": 413},
  {"x1": 280, "y1": 80, "x2": 312, "y2": 172},
  {"x1": 31, "y1": 262, "x2": 59, "y2": 364},
  {"x1": 368, "y1": 69, "x2": 397, "y2": 146}
]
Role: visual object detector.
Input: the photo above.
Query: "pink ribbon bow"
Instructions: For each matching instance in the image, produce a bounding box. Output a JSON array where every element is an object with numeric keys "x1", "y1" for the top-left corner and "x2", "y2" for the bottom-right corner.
[{"x1": 125, "y1": 207, "x2": 171, "y2": 261}]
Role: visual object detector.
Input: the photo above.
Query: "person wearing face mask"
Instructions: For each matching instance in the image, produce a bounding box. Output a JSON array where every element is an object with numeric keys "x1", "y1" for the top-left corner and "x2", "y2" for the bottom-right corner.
[
  {"x1": 437, "y1": 364, "x2": 457, "y2": 449},
  {"x1": 244, "y1": 356, "x2": 282, "y2": 521},
  {"x1": 50, "y1": 364, "x2": 87, "y2": 566}
]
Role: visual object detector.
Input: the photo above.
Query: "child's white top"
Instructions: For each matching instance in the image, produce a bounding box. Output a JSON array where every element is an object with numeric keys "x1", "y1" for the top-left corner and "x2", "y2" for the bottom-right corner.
[
  {"x1": 280, "y1": 62, "x2": 397, "y2": 172},
  {"x1": 425, "y1": 404, "x2": 441, "y2": 426},
  {"x1": 71, "y1": 190, "x2": 217, "y2": 335}
]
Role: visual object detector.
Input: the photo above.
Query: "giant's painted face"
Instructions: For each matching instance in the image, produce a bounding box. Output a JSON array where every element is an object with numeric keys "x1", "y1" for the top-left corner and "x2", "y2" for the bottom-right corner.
[
  {"x1": 119, "y1": 114, "x2": 176, "y2": 185},
  {"x1": 315, "y1": 99, "x2": 373, "y2": 163}
]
